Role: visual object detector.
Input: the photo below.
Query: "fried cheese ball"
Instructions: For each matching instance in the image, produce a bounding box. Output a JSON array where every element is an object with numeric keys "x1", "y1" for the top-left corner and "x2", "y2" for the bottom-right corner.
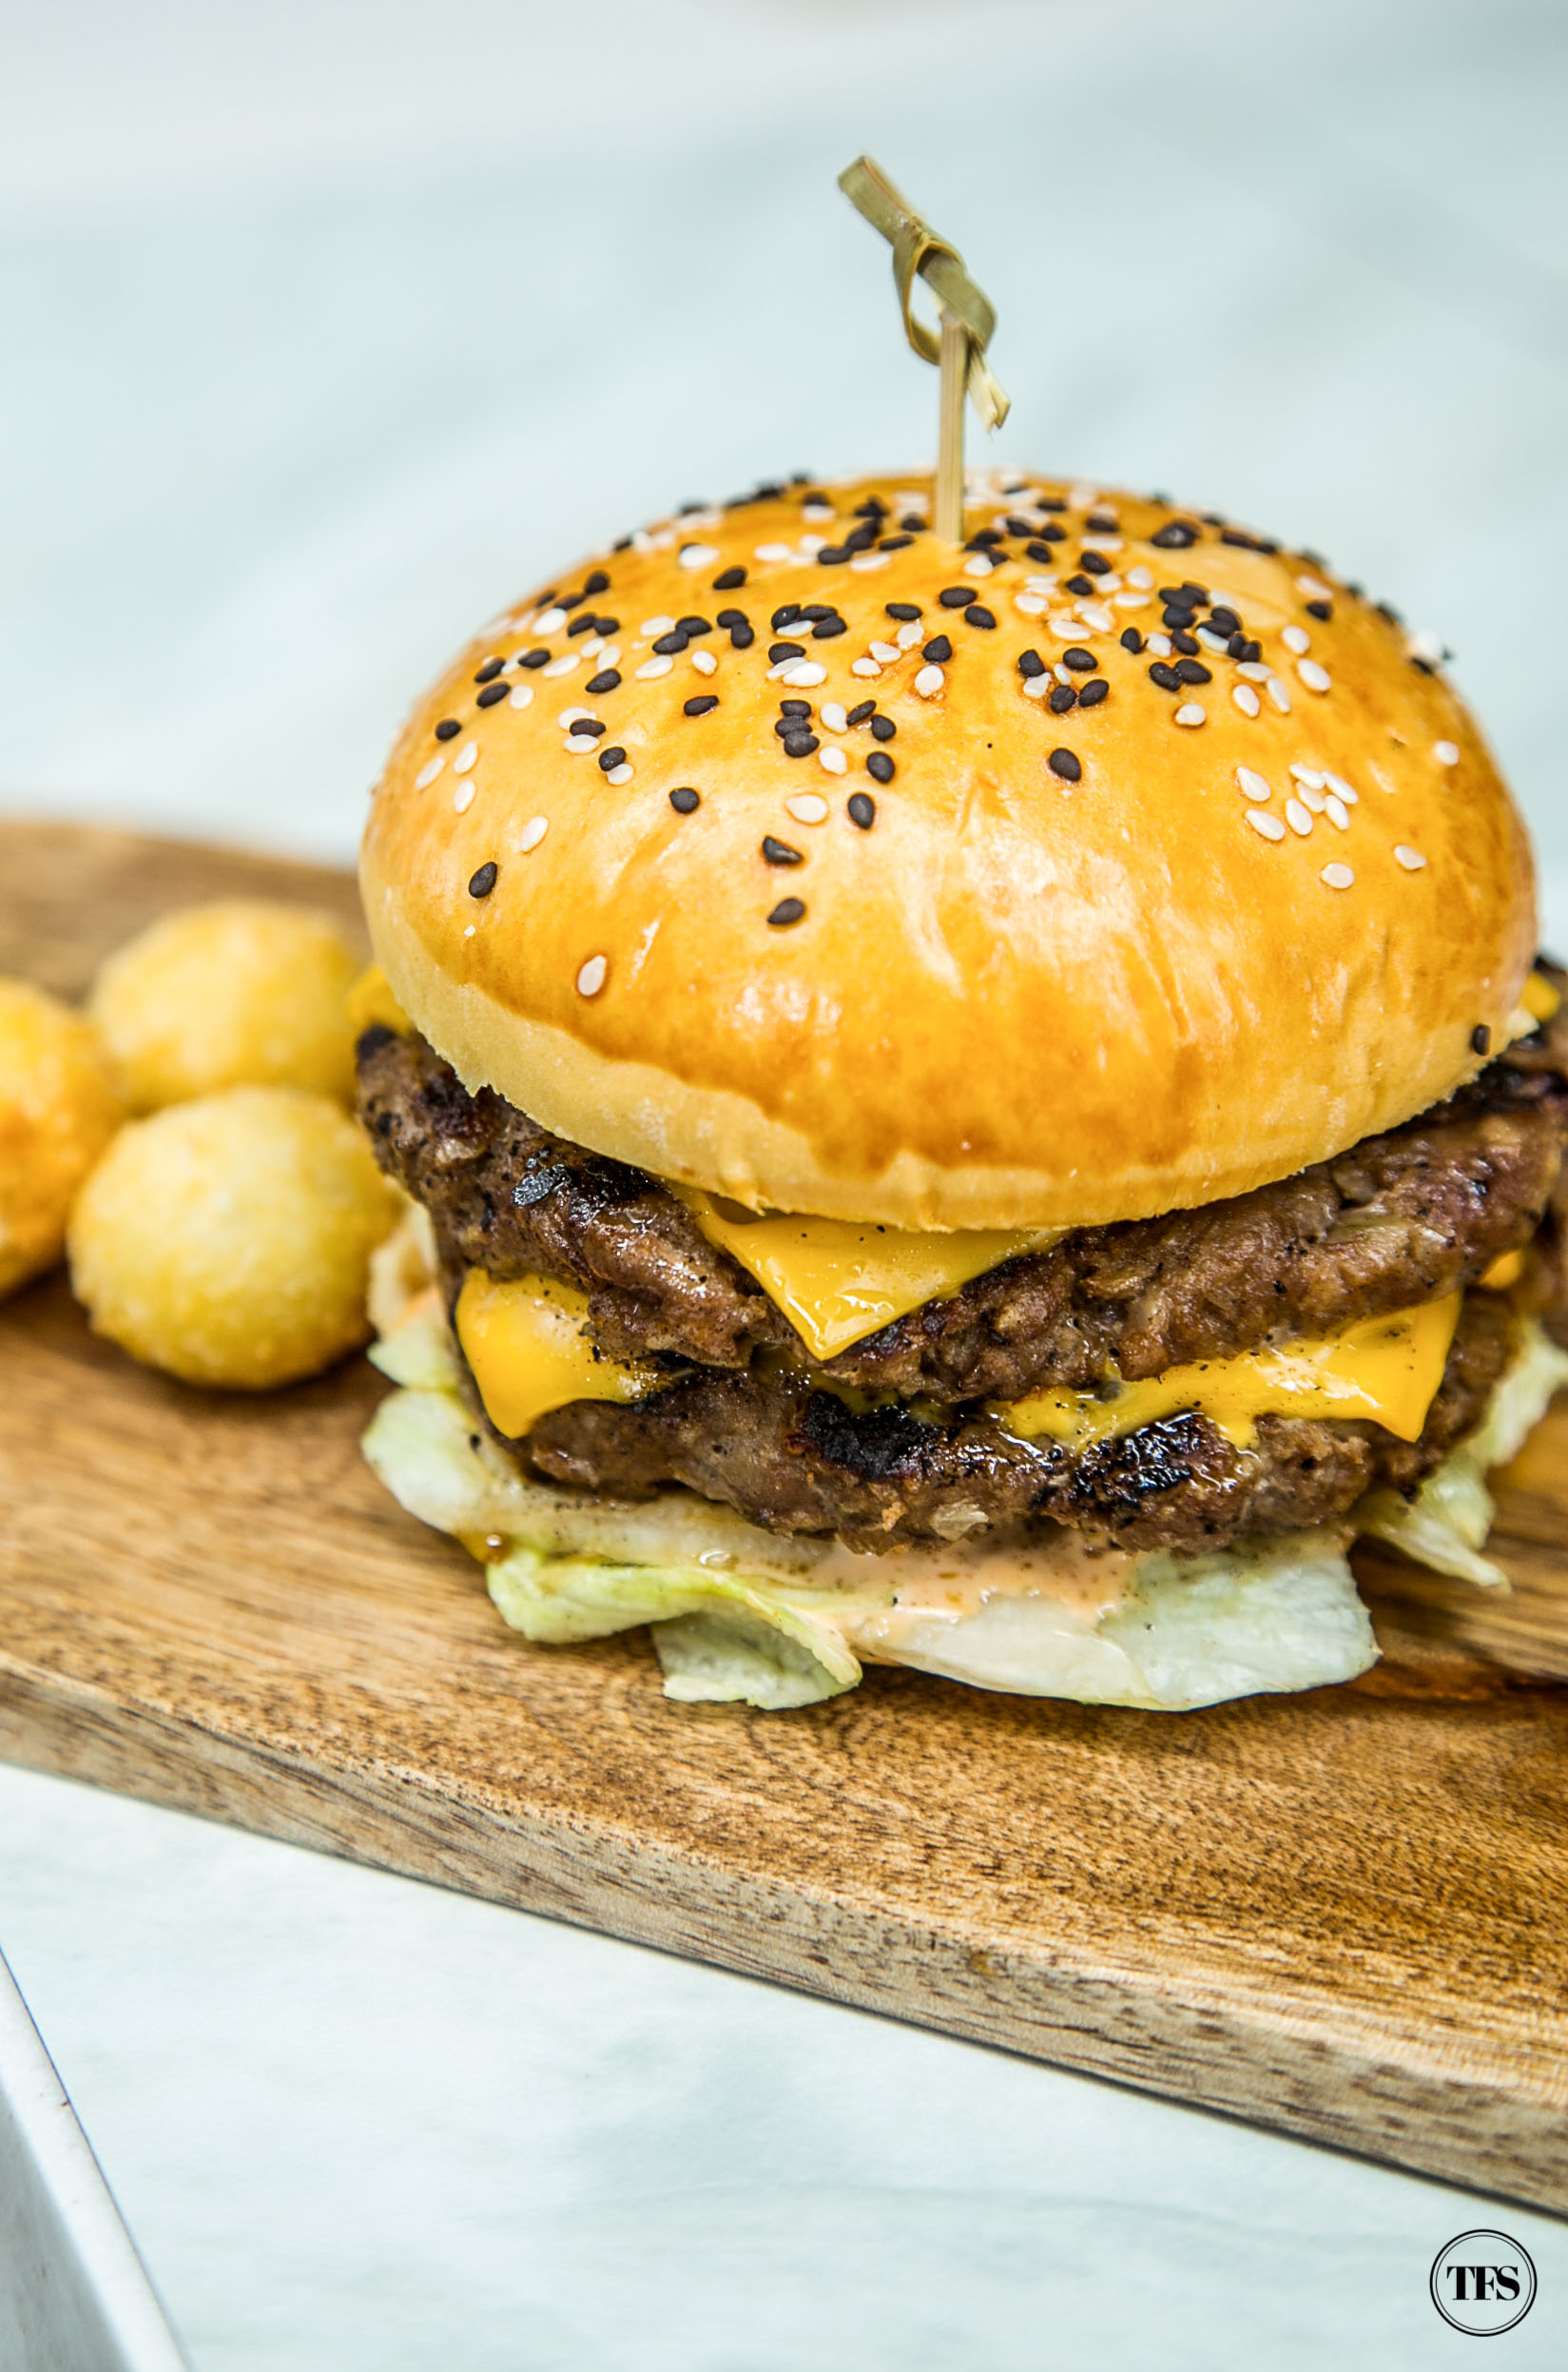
[
  {"x1": 68, "y1": 1086, "x2": 397, "y2": 1389},
  {"x1": 89, "y1": 900, "x2": 361, "y2": 1111},
  {"x1": 0, "y1": 979, "x2": 125, "y2": 1299}
]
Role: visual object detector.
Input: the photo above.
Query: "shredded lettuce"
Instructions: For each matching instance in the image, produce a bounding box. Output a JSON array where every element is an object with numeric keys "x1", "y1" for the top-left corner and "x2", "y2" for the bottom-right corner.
[{"x1": 1354, "y1": 1317, "x2": 1568, "y2": 1588}]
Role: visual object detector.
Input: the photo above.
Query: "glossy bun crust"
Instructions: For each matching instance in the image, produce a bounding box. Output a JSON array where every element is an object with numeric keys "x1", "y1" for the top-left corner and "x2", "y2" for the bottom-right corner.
[{"x1": 360, "y1": 473, "x2": 1536, "y2": 1230}]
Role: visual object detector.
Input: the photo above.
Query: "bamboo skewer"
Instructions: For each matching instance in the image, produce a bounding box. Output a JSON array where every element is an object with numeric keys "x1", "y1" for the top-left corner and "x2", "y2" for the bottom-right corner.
[{"x1": 838, "y1": 156, "x2": 1010, "y2": 546}]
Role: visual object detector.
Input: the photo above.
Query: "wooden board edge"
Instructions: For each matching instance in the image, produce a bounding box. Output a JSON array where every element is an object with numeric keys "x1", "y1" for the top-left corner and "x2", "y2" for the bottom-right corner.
[{"x1": 3, "y1": 1659, "x2": 1564, "y2": 2219}]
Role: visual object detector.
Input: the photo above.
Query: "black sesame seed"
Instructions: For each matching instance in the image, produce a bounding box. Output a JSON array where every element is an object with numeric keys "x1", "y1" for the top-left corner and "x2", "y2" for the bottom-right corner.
[
  {"x1": 570, "y1": 614, "x2": 601, "y2": 636},
  {"x1": 1048, "y1": 748, "x2": 1082, "y2": 781},
  {"x1": 1209, "y1": 606, "x2": 1241, "y2": 634},
  {"x1": 468, "y1": 862, "x2": 498, "y2": 898},
  {"x1": 1084, "y1": 513, "x2": 1119, "y2": 534},
  {"x1": 676, "y1": 615, "x2": 711, "y2": 636},
  {"x1": 879, "y1": 535, "x2": 914, "y2": 551},
  {"x1": 1472, "y1": 1024, "x2": 1491, "y2": 1057},
  {"x1": 435, "y1": 718, "x2": 461, "y2": 739},
  {"x1": 812, "y1": 615, "x2": 848, "y2": 639},
  {"x1": 1078, "y1": 678, "x2": 1109, "y2": 708},
  {"x1": 585, "y1": 669, "x2": 621, "y2": 694},
  {"x1": 923, "y1": 634, "x2": 953, "y2": 663},
  {"x1": 730, "y1": 621, "x2": 756, "y2": 649},
  {"x1": 1077, "y1": 551, "x2": 1112, "y2": 575},
  {"x1": 652, "y1": 632, "x2": 687, "y2": 654},
  {"x1": 869, "y1": 714, "x2": 896, "y2": 743},
  {"x1": 1037, "y1": 496, "x2": 1067, "y2": 512},
  {"x1": 1048, "y1": 683, "x2": 1076, "y2": 712},
  {"x1": 1376, "y1": 600, "x2": 1403, "y2": 625},
  {"x1": 518, "y1": 649, "x2": 552, "y2": 670},
  {"x1": 779, "y1": 699, "x2": 812, "y2": 717},
  {"x1": 1148, "y1": 662, "x2": 1183, "y2": 691},
  {"x1": 866, "y1": 750, "x2": 895, "y2": 784},
  {"x1": 1171, "y1": 629, "x2": 1200, "y2": 655},
  {"x1": 763, "y1": 835, "x2": 803, "y2": 866},
  {"x1": 816, "y1": 545, "x2": 850, "y2": 566},
  {"x1": 1002, "y1": 515, "x2": 1036, "y2": 536},
  {"x1": 1174, "y1": 658, "x2": 1212, "y2": 685},
  {"x1": 782, "y1": 731, "x2": 819, "y2": 758},
  {"x1": 899, "y1": 513, "x2": 926, "y2": 532},
  {"x1": 1017, "y1": 649, "x2": 1046, "y2": 678},
  {"x1": 964, "y1": 604, "x2": 997, "y2": 630},
  {"x1": 597, "y1": 745, "x2": 627, "y2": 771},
  {"x1": 582, "y1": 570, "x2": 610, "y2": 597},
  {"x1": 845, "y1": 699, "x2": 877, "y2": 727},
  {"x1": 715, "y1": 608, "x2": 747, "y2": 629},
  {"x1": 852, "y1": 497, "x2": 887, "y2": 518},
  {"x1": 594, "y1": 616, "x2": 620, "y2": 635},
  {"x1": 1062, "y1": 647, "x2": 1097, "y2": 673},
  {"x1": 1119, "y1": 628, "x2": 1145, "y2": 653},
  {"x1": 475, "y1": 682, "x2": 509, "y2": 708},
  {"x1": 769, "y1": 641, "x2": 805, "y2": 663},
  {"x1": 885, "y1": 602, "x2": 921, "y2": 621},
  {"x1": 684, "y1": 695, "x2": 720, "y2": 717},
  {"x1": 772, "y1": 605, "x2": 803, "y2": 631},
  {"x1": 1306, "y1": 598, "x2": 1333, "y2": 621},
  {"x1": 571, "y1": 718, "x2": 607, "y2": 737},
  {"x1": 1151, "y1": 520, "x2": 1200, "y2": 548},
  {"x1": 474, "y1": 657, "x2": 505, "y2": 684},
  {"x1": 847, "y1": 791, "x2": 876, "y2": 829},
  {"x1": 1063, "y1": 574, "x2": 1096, "y2": 597},
  {"x1": 767, "y1": 898, "x2": 806, "y2": 928},
  {"x1": 939, "y1": 586, "x2": 972, "y2": 608},
  {"x1": 669, "y1": 787, "x2": 700, "y2": 814},
  {"x1": 711, "y1": 565, "x2": 745, "y2": 591},
  {"x1": 971, "y1": 526, "x2": 1004, "y2": 546}
]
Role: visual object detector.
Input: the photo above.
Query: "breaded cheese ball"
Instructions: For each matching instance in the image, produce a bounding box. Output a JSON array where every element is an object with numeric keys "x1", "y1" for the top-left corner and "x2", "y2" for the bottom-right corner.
[
  {"x1": 89, "y1": 900, "x2": 361, "y2": 1111},
  {"x1": 68, "y1": 1086, "x2": 396, "y2": 1389},
  {"x1": 0, "y1": 979, "x2": 125, "y2": 1298}
]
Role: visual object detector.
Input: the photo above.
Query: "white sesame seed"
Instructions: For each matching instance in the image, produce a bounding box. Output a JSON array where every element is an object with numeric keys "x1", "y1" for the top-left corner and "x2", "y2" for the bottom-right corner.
[
  {"x1": 1127, "y1": 565, "x2": 1153, "y2": 589},
  {"x1": 1050, "y1": 614, "x2": 1082, "y2": 638},
  {"x1": 454, "y1": 740, "x2": 479, "y2": 774},
  {"x1": 1174, "y1": 703, "x2": 1207, "y2": 728},
  {"x1": 1238, "y1": 661, "x2": 1271, "y2": 681},
  {"x1": 964, "y1": 554, "x2": 994, "y2": 577},
  {"x1": 1235, "y1": 767, "x2": 1271, "y2": 803},
  {"x1": 1394, "y1": 845, "x2": 1427, "y2": 870},
  {"x1": 1324, "y1": 772, "x2": 1358, "y2": 805},
  {"x1": 1286, "y1": 798, "x2": 1313, "y2": 835},
  {"x1": 1297, "y1": 659, "x2": 1331, "y2": 693},
  {"x1": 896, "y1": 619, "x2": 923, "y2": 649},
  {"x1": 1081, "y1": 535, "x2": 1123, "y2": 554},
  {"x1": 576, "y1": 956, "x2": 607, "y2": 997},
  {"x1": 801, "y1": 503, "x2": 834, "y2": 524},
  {"x1": 1147, "y1": 632, "x2": 1172, "y2": 658},
  {"x1": 606, "y1": 764, "x2": 633, "y2": 786},
  {"x1": 640, "y1": 615, "x2": 675, "y2": 636},
  {"x1": 510, "y1": 612, "x2": 536, "y2": 636},
  {"x1": 1267, "y1": 674, "x2": 1292, "y2": 712},
  {"x1": 1325, "y1": 794, "x2": 1350, "y2": 829},
  {"x1": 786, "y1": 792, "x2": 830, "y2": 824},
  {"x1": 518, "y1": 815, "x2": 549, "y2": 853},
  {"x1": 1232, "y1": 684, "x2": 1261, "y2": 717},
  {"x1": 1282, "y1": 624, "x2": 1310, "y2": 654},
  {"x1": 580, "y1": 635, "x2": 606, "y2": 658},
  {"x1": 1297, "y1": 782, "x2": 1326, "y2": 813},
  {"x1": 557, "y1": 705, "x2": 590, "y2": 727},
  {"x1": 534, "y1": 607, "x2": 568, "y2": 634},
  {"x1": 1022, "y1": 676, "x2": 1050, "y2": 699},
  {"x1": 565, "y1": 734, "x2": 598, "y2": 755},
  {"x1": 1435, "y1": 740, "x2": 1461, "y2": 767},
  {"x1": 1078, "y1": 603, "x2": 1114, "y2": 632},
  {"x1": 783, "y1": 659, "x2": 827, "y2": 687},
  {"x1": 1288, "y1": 766, "x2": 1325, "y2": 787},
  {"x1": 850, "y1": 657, "x2": 882, "y2": 678},
  {"x1": 1197, "y1": 627, "x2": 1229, "y2": 653},
  {"x1": 543, "y1": 652, "x2": 580, "y2": 678},
  {"x1": 1024, "y1": 574, "x2": 1057, "y2": 593},
  {"x1": 849, "y1": 552, "x2": 890, "y2": 572},
  {"x1": 415, "y1": 756, "x2": 444, "y2": 789},
  {"x1": 463, "y1": 924, "x2": 475, "y2": 939},
  {"x1": 636, "y1": 655, "x2": 674, "y2": 680},
  {"x1": 678, "y1": 543, "x2": 720, "y2": 570},
  {"x1": 1296, "y1": 574, "x2": 1334, "y2": 603},
  {"x1": 916, "y1": 664, "x2": 945, "y2": 696},
  {"x1": 753, "y1": 543, "x2": 791, "y2": 563},
  {"x1": 508, "y1": 683, "x2": 533, "y2": 710},
  {"x1": 1113, "y1": 589, "x2": 1151, "y2": 610},
  {"x1": 1406, "y1": 629, "x2": 1443, "y2": 667},
  {"x1": 690, "y1": 648, "x2": 717, "y2": 676},
  {"x1": 1054, "y1": 663, "x2": 1074, "y2": 687},
  {"x1": 1249, "y1": 809, "x2": 1287, "y2": 842},
  {"x1": 820, "y1": 702, "x2": 848, "y2": 733},
  {"x1": 868, "y1": 640, "x2": 900, "y2": 663},
  {"x1": 799, "y1": 535, "x2": 827, "y2": 556},
  {"x1": 1015, "y1": 592, "x2": 1047, "y2": 615},
  {"x1": 818, "y1": 747, "x2": 847, "y2": 776},
  {"x1": 454, "y1": 781, "x2": 476, "y2": 815},
  {"x1": 1320, "y1": 863, "x2": 1354, "y2": 890}
]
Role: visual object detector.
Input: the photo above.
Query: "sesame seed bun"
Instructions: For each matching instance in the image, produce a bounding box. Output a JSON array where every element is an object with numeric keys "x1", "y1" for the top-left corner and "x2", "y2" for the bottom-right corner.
[{"x1": 358, "y1": 473, "x2": 1536, "y2": 1231}]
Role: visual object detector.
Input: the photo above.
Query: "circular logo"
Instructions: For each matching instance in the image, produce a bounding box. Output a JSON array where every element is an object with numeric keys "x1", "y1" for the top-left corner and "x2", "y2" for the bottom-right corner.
[{"x1": 1430, "y1": 2230, "x2": 1537, "y2": 2335}]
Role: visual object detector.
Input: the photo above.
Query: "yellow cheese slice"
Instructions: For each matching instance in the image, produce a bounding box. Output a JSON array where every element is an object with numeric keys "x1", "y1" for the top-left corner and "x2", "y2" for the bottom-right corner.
[
  {"x1": 679, "y1": 1188, "x2": 1059, "y2": 1363},
  {"x1": 1480, "y1": 1249, "x2": 1525, "y2": 1292},
  {"x1": 346, "y1": 962, "x2": 411, "y2": 1037},
  {"x1": 455, "y1": 1270, "x2": 664, "y2": 1440},
  {"x1": 1522, "y1": 971, "x2": 1560, "y2": 1025},
  {"x1": 995, "y1": 1293, "x2": 1462, "y2": 1452}
]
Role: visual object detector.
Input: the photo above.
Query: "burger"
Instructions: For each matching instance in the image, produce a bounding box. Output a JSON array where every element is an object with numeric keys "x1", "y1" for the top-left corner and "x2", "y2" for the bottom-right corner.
[{"x1": 353, "y1": 471, "x2": 1568, "y2": 1712}]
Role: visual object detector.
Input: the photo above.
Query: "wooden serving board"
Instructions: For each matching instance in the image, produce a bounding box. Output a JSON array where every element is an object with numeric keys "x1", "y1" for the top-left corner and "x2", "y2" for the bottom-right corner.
[{"x1": 5, "y1": 822, "x2": 1568, "y2": 2213}]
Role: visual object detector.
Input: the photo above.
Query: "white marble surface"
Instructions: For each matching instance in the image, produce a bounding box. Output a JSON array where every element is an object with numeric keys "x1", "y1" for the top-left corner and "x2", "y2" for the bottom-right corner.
[{"x1": 4, "y1": 0, "x2": 1568, "y2": 2360}]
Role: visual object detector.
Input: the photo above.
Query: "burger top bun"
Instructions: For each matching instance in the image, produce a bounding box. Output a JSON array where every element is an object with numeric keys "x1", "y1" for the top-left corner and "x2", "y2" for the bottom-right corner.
[{"x1": 360, "y1": 472, "x2": 1536, "y2": 1232}]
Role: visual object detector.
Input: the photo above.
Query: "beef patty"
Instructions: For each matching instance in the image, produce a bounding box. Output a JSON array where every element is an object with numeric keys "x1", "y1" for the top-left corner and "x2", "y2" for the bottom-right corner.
[{"x1": 358, "y1": 971, "x2": 1568, "y2": 1406}]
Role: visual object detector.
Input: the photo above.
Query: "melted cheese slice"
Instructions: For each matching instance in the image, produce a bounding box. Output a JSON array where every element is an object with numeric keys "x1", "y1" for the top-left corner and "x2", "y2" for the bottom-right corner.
[
  {"x1": 995, "y1": 1293, "x2": 1462, "y2": 1452},
  {"x1": 455, "y1": 1270, "x2": 664, "y2": 1440},
  {"x1": 679, "y1": 1188, "x2": 1060, "y2": 1362},
  {"x1": 346, "y1": 962, "x2": 411, "y2": 1036}
]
